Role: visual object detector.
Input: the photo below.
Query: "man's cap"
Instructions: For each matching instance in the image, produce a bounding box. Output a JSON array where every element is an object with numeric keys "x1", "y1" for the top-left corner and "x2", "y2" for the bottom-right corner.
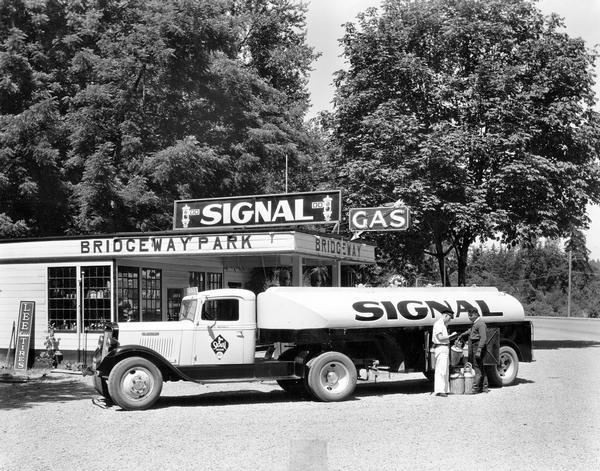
[{"x1": 441, "y1": 309, "x2": 454, "y2": 319}]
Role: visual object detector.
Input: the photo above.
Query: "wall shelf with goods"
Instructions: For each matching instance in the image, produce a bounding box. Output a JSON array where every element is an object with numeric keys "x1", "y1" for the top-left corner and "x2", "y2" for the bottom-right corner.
[
  {"x1": 48, "y1": 267, "x2": 78, "y2": 332},
  {"x1": 83, "y1": 265, "x2": 112, "y2": 332}
]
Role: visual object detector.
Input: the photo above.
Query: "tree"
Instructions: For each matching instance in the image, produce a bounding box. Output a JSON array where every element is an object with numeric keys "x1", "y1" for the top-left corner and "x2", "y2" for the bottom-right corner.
[
  {"x1": 331, "y1": 0, "x2": 600, "y2": 285},
  {"x1": 468, "y1": 241, "x2": 600, "y2": 317},
  {"x1": 0, "y1": 6, "x2": 71, "y2": 236},
  {"x1": 1, "y1": 0, "x2": 319, "y2": 236}
]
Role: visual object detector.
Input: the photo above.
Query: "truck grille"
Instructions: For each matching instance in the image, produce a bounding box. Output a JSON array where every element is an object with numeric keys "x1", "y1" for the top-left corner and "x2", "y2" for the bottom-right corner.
[{"x1": 140, "y1": 335, "x2": 174, "y2": 359}]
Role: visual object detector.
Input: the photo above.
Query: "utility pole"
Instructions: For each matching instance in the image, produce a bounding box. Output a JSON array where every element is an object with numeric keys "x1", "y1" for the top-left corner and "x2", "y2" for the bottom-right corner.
[
  {"x1": 567, "y1": 249, "x2": 572, "y2": 317},
  {"x1": 285, "y1": 154, "x2": 288, "y2": 193}
]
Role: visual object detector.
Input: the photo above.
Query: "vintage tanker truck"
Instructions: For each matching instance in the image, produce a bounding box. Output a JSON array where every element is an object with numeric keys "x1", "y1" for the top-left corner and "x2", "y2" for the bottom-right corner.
[{"x1": 90, "y1": 286, "x2": 533, "y2": 410}]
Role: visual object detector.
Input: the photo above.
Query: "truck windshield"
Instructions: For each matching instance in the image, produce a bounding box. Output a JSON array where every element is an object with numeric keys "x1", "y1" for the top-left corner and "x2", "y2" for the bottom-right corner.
[{"x1": 179, "y1": 299, "x2": 197, "y2": 322}]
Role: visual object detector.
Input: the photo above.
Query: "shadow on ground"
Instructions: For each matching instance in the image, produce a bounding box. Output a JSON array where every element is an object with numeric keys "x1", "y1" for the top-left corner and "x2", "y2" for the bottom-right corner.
[
  {"x1": 150, "y1": 376, "x2": 528, "y2": 410},
  {"x1": 2, "y1": 370, "x2": 538, "y2": 412},
  {"x1": 141, "y1": 378, "x2": 435, "y2": 410},
  {"x1": 0, "y1": 374, "x2": 95, "y2": 411},
  {"x1": 510, "y1": 377, "x2": 535, "y2": 386},
  {"x1": 533, "y1": 340, "x2": 600, "y2": 350}
]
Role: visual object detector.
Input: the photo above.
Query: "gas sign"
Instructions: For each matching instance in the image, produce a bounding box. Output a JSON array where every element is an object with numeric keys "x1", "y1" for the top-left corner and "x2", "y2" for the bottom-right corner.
[{"x1": 349, "y1": 206, "x2": 410, "y2": 232}]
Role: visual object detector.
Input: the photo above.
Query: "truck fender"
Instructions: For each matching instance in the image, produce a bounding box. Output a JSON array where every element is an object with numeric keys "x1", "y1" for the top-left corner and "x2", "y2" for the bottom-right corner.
[
  {"x1": 500, "y1": 339, "x2": 521, "y2": 360},
  {"x1": 96, "y1": 345, "x2": 188, "y2": 382},
  {"x1": 305, "y1": 350, "x2": 351, "y2": 369},
  {"x1": 304, "y1": 349, "x2": 325, "y2": 369}
]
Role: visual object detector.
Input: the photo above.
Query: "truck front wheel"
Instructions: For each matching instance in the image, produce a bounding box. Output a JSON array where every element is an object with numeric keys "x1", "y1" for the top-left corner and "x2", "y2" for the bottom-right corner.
[
  {"x1": 107, "y1": 356, "x2": 163, "y2": 411},
  {"x1": 306, "y1": 352, "x2": 357, "y2": 402},
  {"x1": 487, "y1": 345, "x2": 519, "y2": 387}
]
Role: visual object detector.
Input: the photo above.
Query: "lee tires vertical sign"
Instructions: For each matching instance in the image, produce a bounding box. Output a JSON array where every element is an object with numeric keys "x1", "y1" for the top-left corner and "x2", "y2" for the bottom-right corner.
[{"x1": 14, "y1": 301, "x2": 35, "y2": 371}]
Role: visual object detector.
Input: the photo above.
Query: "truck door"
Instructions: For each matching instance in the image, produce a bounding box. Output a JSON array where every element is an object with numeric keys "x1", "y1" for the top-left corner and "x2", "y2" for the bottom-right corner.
[{"x1": 193, "y1": 296, "x2": 253, "y2": 365}]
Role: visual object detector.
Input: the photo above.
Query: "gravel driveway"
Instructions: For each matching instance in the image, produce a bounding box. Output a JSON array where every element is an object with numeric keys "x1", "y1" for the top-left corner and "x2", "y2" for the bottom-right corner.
[{"x1": 1, "y1": 335, "x2": 599, "y2": 471}]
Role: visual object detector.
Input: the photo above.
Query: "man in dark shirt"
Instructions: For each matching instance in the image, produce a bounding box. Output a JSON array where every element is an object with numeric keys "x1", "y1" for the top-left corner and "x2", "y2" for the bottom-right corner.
[{"x1": 458, "y1": 308, "x2": 489, "y2": 393}]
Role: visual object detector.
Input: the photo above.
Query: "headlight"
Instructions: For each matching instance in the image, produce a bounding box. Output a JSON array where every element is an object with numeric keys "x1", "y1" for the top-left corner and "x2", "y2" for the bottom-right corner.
[{"x1": 101, "y1": 331, "x2": 118, "y2": 358}]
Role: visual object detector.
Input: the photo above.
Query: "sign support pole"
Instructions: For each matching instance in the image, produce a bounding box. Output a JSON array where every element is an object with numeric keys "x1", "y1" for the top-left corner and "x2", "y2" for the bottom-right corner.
[
  {"x1": 3, "y1": 321, "x2": 15, "y2": 367},
  {"x1": 285, "y1": 154, "x2": 288, "y2": 194}
]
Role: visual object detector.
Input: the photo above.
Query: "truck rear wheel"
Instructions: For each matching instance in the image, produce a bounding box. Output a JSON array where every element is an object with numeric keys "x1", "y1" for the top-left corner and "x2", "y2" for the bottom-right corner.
[
  {"x1": 306, "y1": 352, "x2": 357, "y2": 402},
  {"x1": 487, "y1": 345, "x2": 519, "y2": 387},
  {"x1": 107, "y1": 356, "x2": 163, "y2": 411}
]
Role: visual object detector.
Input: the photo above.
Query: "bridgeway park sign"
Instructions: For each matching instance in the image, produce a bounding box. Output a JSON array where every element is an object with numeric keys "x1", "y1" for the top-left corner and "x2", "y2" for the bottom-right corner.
[
  {"x1": 0, "y1": 232, "x2": 375, "y2": 264},
  {"x1": 173, "y1": 191, "x2": 341, "y2": 231}
]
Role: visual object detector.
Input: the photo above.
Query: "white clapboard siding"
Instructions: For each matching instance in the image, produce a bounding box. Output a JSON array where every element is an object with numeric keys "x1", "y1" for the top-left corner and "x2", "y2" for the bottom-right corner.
[{"x1": 0, "y1": 263, "x2": 47, "y2": 352}]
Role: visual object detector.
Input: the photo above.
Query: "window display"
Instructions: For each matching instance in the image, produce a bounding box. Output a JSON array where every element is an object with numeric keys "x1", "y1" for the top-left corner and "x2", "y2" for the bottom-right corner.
[
  {"x1": 82, "y1": 265, "x2": 111, "y2": 332},
  {"x1": 48, "y1": 267, "x2": 77, "y2": 332},
  {"x1": 48, "y1": 265, "x2": 111, "y2": 332}
]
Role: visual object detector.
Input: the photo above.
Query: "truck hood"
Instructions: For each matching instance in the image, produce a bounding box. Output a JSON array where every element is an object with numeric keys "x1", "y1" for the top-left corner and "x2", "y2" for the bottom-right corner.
[{"x1": 116, "y1": 320, "x2": 192, "y2": 363}]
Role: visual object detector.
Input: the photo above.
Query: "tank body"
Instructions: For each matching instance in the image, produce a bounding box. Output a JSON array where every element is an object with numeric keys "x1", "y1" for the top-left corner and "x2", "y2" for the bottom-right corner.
[{"x1": 257, "y1": 286, "x2": 525, "y2": 330}]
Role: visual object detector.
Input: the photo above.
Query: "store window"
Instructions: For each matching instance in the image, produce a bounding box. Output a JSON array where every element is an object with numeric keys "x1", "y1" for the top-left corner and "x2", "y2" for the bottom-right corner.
[
  {"x1": 207, "y1": 272, "x2": 223, "y2": 290},
  {"x1": 117, "y1": 267, "x2": 139, "y2": 322},
  {"x1": 189, "y1": 271, "x2": 205, "y2": 291},
  {"x1": 48, "y1": 265, "x2": 111, "y2": 333},
  {"x1": 142, "y1": 268, "x2": 162, "y2": 322},
  {"x1": 48, "y1": 267, "x2": 77, "y2": 332},
  {"x1": 167, "y1": 288, "x2": 183, "y2": 321},
  {"x1": 117, "y1": 266, "x2": 162, "y2": 322},
  {"x1": 82, "y1": 266, "x2": 111, "y2": 332}
]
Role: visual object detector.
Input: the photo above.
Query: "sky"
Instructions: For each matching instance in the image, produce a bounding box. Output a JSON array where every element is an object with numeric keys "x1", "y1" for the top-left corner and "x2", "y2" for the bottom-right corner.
[{"x1": 304, "y1": 0, "x2": 600, "y2": 260}]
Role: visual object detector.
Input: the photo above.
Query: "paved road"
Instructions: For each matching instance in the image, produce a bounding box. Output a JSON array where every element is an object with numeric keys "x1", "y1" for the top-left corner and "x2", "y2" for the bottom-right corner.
[
  {"x1": 1, "y1": 317, "x2": 599, "y2": 471},
  {"x1": 530, "y1": 316, "x2": 600, "y2": 342}
]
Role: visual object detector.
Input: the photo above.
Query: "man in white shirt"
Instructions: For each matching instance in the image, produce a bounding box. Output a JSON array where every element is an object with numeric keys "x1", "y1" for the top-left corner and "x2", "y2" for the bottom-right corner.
[{"x1": 432, "y1": 310, "x2": 456, "y2": 397}]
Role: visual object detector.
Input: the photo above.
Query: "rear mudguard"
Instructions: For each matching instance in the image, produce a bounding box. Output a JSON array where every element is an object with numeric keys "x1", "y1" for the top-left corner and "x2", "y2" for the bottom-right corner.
[{"x1": 95, "y1": 345, "x2": 190, "y2": 382}]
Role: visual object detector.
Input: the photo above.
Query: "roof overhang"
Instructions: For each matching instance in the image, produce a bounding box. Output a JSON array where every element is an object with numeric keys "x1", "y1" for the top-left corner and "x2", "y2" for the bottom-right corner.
[{"x1": 0, "y1": 230, "x2": 375, "y2": 265}]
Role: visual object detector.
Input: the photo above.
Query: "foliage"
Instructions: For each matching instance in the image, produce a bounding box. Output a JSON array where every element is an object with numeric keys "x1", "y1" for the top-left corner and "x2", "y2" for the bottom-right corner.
[
  {"x1": 330, "y1": 0, "x2": 600, "y2": 285},
  {"x1": 244, "y1": 265, "x2": 285, "y2": 293},
  {"x1": 468, "y1": 240, "x2": 600, "y2": 318},
  {"x1": 0, "y1": 0, "x2": 319, "y2": 236},
  {"x1": 33, "y1": 327, "x2": 62, "y2": 369}
]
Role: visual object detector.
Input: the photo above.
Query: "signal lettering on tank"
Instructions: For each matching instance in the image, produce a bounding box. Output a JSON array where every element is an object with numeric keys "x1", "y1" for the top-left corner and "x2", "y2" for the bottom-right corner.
[{"x1": 352, "y1": 299, "x2": 503, "y2": 322}]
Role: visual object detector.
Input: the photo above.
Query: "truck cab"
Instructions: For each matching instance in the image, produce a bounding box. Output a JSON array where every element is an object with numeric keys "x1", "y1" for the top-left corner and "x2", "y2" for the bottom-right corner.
[{"x1": 179, "y1": 289, "x2": 257, "y2": 365}]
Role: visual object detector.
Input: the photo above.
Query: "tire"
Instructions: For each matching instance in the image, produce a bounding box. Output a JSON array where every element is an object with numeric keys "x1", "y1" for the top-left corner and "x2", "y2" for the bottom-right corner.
[
  {"x1": 306, "y1": 352, "x2": 357, "y2": 402},
  {"x1": 107, "y1": 356, "x2": 163, "y2": 411},
  {"x1": 487, "y1": 345, "x2": 519, "y2": 387},
  {"x1": 276, "y1": 348, "x2": 309, "y2": 397}
]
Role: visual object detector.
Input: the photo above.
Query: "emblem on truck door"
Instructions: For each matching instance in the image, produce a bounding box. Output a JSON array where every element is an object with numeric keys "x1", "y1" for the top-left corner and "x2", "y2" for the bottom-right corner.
[{"x1": 211, "y1": 335, "x2": 229, "y2": 359}]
